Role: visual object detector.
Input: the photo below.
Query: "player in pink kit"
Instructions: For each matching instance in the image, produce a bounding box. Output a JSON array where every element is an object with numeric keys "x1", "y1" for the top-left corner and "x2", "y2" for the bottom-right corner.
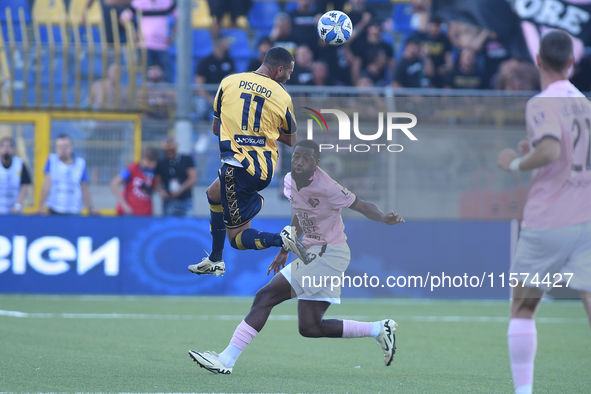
[
  {"x1": 497, "y1": 30, "x2": 591, "y2": 394},
  {"x1": 189, "y1": 140, "x2": 405, "y2": 374}
]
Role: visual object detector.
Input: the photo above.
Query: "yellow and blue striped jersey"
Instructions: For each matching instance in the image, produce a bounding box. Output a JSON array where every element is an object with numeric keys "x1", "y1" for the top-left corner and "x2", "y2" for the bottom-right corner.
[{"x1": 213, "y1": 71, "x2": 296, "y2": 180}]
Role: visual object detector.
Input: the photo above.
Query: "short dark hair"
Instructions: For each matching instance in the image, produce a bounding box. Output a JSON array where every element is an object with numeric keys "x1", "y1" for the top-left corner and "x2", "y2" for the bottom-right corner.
[
  {"x1": 0, "y1": 136, "x2": 14, "y2": 147},
  {"x1": 539, "y1": 30, "x2": 573, "y2": 73},
  {"x1": 142, "y1": 147, "x2": 158, "y2": 161},
  {"x1": 293, "y1": 139, "x2": 320, "y2": 160},
  {"x1": 258, "y1": 36, "x2": 272, "y2": 48},
  {"x1": 263, "y1": 47, "x2": 294, "y2": 70},
  {"x1": 55, "y1": 133, "x2": 72, "y2": 142}
]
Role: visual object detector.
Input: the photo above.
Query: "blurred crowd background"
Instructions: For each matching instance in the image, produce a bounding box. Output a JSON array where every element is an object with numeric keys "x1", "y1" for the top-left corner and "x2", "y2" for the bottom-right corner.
[{"x1": 1, "y1": 0, "x2": 590, "y2": 219}]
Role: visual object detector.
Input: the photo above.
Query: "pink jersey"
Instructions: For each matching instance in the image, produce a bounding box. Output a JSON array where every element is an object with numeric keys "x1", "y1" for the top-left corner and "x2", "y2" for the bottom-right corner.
[
  {"x1": 284, "y1": 168, "x2": 357, "y2": 247},
  {"x1": 522, "y1": 80, "x2": 591, "y2": 229},
  {"x1": 125, "y1": 0, "x2": 176, "y2": 51}
]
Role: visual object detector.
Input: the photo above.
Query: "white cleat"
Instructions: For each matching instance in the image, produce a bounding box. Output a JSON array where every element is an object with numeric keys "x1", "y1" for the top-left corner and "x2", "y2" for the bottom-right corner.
[
  {"x1": 188, "y1": 350, "x2": 232, "y2": 375},
  {"x1": 280, "y1": 225, "x2": 312, "y2": 264},
  {"x1": 375, "y1": 319, "x2": 397, "y2": 366},
  {"x1": 188, "y1": 257, "x2": 225, "y2": 277}
]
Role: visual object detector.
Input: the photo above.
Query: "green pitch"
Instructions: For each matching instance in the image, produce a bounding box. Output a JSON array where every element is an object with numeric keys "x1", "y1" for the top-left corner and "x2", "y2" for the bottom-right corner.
[{"x1": 0, "y1": 295, "x2": 589, "y2": 393}]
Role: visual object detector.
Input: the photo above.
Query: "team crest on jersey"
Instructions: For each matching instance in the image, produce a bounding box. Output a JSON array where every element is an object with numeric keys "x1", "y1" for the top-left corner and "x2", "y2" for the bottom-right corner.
[{"x1": 308, "y1": 198, "x2": 320, "y2": 207}]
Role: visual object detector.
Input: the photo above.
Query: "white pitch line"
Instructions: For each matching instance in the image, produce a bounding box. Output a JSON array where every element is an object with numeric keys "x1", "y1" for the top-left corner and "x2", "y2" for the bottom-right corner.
[{"x1": 0, "y1": 310, "x2": 587, "y2": 323}]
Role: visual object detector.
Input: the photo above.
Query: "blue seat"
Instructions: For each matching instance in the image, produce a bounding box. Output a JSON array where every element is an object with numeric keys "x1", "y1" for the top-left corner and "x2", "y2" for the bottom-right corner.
[
  {"x1": 1, "y1": 22, "x2": 24, "y2": 42},
  {"x1": 76, "y1": 48, "x2": 104, "y2": 80},
  {"x1": 38, "y1": 25, "x2": 65, "y2": 43},
  {"x1": 220, "y1": 28, "x2": 250, "y2": 59},
  {"x1": 234, "y1": 58, "x2": 249, "y2": 73},
  {"x1": 392, "y1": 3, "x2": 415, "y2": 34},
  {"x1": 172, "y1": 29, "x2": 212, "y2": 58},
  {"x1": 284, "y1": 2, "x2": 299, "y2": 13},
  {"x1": 28, "y1": 48, "x2": 71, "y2": 87},
  {"x1": 0, "y1": 0, "x2": 32, "y2": 23},
  {"x1": 248, "y1": 1, "x2": 280, "y2": 30},
  {"x1": 71, "y1": 25, "x2": 103, "y2": 46}
]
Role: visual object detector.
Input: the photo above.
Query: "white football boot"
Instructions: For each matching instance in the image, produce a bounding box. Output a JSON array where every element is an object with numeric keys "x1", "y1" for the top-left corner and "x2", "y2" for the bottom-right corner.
[
  {"x1": 188, "y1": 256, "x2": 225, "y2": 277},
  {"x1": 280, "y1": 225, "x2": 312, "y2": 264},
  {"x1": 375, "y1": 319, "x2": 397, "y2": 366},
  {"x1": 188, "y1": 350, "x2": 232, "y2": 375}
]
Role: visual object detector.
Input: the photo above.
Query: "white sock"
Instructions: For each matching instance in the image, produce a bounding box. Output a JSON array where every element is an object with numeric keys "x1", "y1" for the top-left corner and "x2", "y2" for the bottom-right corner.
[
  {"x1": 370, "y1": 321, "x2": 382, "y2": 338},
  {"x1": 218, "y1": 344, "x2": 242, "y2": 367},
  {"x1": 515, "y1": 384, "x2": 532, "y2": 394}
]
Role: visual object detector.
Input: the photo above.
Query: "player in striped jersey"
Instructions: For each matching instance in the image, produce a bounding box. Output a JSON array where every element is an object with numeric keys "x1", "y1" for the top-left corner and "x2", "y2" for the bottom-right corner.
[{"x1": 189, "y1": 47, "x2": 310, "y2": 277}]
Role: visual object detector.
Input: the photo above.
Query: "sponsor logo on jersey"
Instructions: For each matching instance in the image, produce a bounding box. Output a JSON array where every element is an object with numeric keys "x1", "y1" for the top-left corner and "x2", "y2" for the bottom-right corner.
[{"x1": 234, "y1": 135, "x2": 267, "y2": 146}]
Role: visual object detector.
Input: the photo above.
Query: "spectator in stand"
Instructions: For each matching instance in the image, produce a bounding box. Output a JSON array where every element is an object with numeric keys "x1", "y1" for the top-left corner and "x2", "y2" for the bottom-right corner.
[
  {"x1": 572, "y1": 55, "x2": 591, "y2": 93},
  {"x1": 248, "y1": 37, "x2": 272, "y2": 72},
  {"x1": 421, "y1": 16, "x2": 453, "y2": 88},
  {"x1": 351, "y1": 20, "x2": 394, "y2": 85},
  {"x1": 270, "y1": 13, "x2": 298, "y2": 54},
  {"x1": 0, "y1": 137, "x2": 31, "y2": 215},
  {"x1": 344, "y1": 0, "x2": 373, "y2": 45},
  {"x1": 393, "y1": 35, "x2": 424, "y2": 88},
  {"x1": 195, "y1": 35, "x2": 235, "y2": 110},
  {"x1": 361, "y1": 48, "x2": 389, "y2": 87},
  {"x1": 289, "y1": 45, "x2": 314, "y2": 85},
  {"x1": 310, "y1": 61, "x2": 333, "y2": 86},
  {"x1": 316, "y1": 0, "x2": 345, "y2": 15},
  {"x1": 445, "y1": 48, "x2": 485, "y2": 89},
  {"x1": 494, "y1": 59, "x2": 539, "y2": 91},
  {"x1": 120, "y1": 0, "x2": 176, "y2": 83},
  {"x1": 38, "y1": 134, "x2": 98, "y2": 215},
  {"x1": 154, "y1": 137, "x2": 197, "y2": 216},
  {"x1": 461, "y1": 28, "x2": 511, "y2": 89},
  {"x1": 208, "y1": 0, "x2": 252, "y2": 36},
  {"x1": 88, "y1": 64, "x2": 127, "y2": 110},
  {"x1": 317, "y1": 38, "x2": 354, "y2": 86},
  {"x1": 110, "y1": 147, "x2": 158, "y2": 215},
  {"x1": 288, "y1": 0, "x2": 319, "y2": 54},
  {"x1": 83, "y1": 0, "x2": 131, "y2": 43}
]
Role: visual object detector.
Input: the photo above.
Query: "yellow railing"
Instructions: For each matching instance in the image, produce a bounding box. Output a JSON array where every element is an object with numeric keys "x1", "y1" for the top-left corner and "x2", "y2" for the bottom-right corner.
[{"x1": 0, "y1": 4, "x2": 147, "y2": 111}]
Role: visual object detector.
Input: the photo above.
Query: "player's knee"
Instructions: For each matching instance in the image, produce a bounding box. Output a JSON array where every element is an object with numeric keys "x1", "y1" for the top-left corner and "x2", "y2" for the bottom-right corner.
[{"x1": 229, "y1": 236, "x2": 246, "y2": 250}]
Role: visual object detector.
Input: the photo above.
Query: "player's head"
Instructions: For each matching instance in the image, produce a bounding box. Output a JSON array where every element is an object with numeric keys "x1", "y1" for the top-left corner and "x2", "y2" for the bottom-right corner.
[
  {"x1": 428, "y1": 16, "x2": 443, "y2": 36},
  {"x1": 140, "y1": 146, "x2": 158, "y2": 170},
  {"x1": 0, "y1": 137, "x2": 15, "y2": 161},
  {"x1": 55, "y1": 134, "x2": 73, "y2": 161},
  {"x1": 537, "y1": 30, "x2": 574, "y2": 75},
  {"x1": 262, "y1": 46, "x2": 295, "y2": 84},
  {"x1": 162, "y1": 136, "x2": 178, "y2": 159},
  {"x1": 292, "y1": 140, "x2": 320, "y2": 182}
]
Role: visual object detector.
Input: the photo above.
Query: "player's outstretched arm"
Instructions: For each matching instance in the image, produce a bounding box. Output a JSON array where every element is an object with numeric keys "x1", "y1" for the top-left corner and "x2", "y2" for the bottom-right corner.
[
  {"x1": 497, "y1": 136, "x2": 560, "y2": 172},
  {"x1": 350, "y1": 199, "x2": 405, "y2": 225}
]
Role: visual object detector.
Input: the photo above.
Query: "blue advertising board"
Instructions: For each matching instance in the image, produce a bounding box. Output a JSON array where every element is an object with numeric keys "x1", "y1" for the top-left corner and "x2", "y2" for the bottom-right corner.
[{"x1": 0, "y1": 216, "x2": 511, "y2": 298}]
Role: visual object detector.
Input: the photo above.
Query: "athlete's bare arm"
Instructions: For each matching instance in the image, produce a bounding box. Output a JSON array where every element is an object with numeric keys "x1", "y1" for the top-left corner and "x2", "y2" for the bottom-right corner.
[
  {"x1": 350, "y1": 198, "x2": 405, "y2": 225},
  {"x1": 277, "y1": 129, "x2": 295, "y2": 147},
  {"x1": 497, "y1": 137, "x2": 561, "y2": 172}
]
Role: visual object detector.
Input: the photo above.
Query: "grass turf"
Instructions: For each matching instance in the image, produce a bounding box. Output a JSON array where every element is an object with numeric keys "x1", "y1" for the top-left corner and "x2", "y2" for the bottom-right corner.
[{"x1": 0, "y1": 295, "x2": 589, "y2": 393}]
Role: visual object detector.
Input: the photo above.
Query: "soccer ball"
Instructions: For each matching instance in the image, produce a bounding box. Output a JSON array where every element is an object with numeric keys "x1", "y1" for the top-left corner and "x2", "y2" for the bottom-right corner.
[{"x1": 317, "y1": 10, "x2": 353, "y2": 46}]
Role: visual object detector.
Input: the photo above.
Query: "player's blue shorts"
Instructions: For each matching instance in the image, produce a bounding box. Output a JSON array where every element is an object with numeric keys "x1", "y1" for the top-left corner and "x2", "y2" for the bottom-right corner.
[{"x1": 219, "y1": 163, "x2": 272, "y2": 229}]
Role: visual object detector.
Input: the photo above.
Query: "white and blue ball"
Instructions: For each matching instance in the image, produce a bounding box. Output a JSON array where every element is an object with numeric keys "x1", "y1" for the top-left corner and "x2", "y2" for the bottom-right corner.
[{"x1": 317, "y1": 10, "x2": 353, "y2": 46}]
